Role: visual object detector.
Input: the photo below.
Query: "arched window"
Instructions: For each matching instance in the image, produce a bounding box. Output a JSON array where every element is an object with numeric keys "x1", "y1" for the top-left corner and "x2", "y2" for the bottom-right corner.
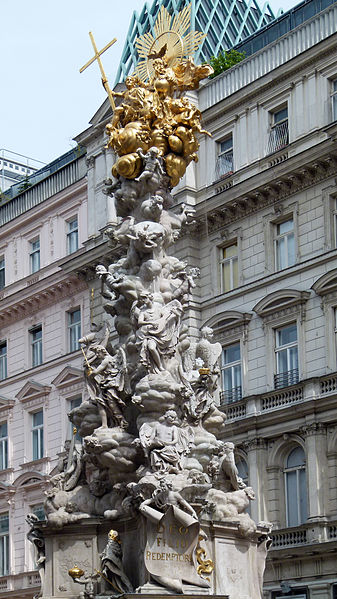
[
  {"x1": 236, "y1": 456, "x2": 249, "y2": 486},
  {"x1": 236, "y1": 456, "x2": 250, "y2": 514},
  {"x1": 284, "y1": 446, "x2": 307, "y2": 527}
]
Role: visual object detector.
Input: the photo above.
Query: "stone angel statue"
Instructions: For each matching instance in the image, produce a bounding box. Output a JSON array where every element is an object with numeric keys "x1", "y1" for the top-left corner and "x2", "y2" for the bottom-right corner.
[
  {"x1": 87, "y1": 345, "x2": 128, "y2": 429},
  {"x1": 138, "y1": 410, "x2": 193, "y2": 474},
  {"x1": 196, "y1": 327, "x2": 222, "y2": 372}
]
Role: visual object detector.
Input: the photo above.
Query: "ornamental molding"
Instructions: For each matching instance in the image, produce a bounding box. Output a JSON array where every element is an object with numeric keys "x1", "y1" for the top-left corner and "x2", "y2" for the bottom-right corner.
[
  {"x1": 51, "y1": 366, "x2": 83, "y2": 390},
  {"x1": 195, "y1": 153, "x2": 337, "y2": 233},
  {"x1": 253, "y1": 289, "x2": 310, "y2": 320},
  {"x1": 0, "y1": 276, "x2": 87, "y2": 327},
  {"x1": 312, "y1": 268, "x2": 337, "y2": 297},
  {"x1": 242, "y1": 437, "x2": 267, "y2": 451},
  {"x1": 202, "y1": 310, "x2": 252, "y2": 333},
  {"x1": 16, "y1": 380, "x2": 51, "y2": 405},
  {"x1": 300, "y1": 422, "x2": 326, "y2": 437},
  {"x1": 0, "y1": 396, "x2": 15, "y2": 412}
]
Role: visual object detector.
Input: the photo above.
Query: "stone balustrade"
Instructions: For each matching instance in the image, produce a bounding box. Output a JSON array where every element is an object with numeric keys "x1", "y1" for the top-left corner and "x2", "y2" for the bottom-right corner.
[{"x1": 222, "y1": 372, "x2": 337, "y2": 422}]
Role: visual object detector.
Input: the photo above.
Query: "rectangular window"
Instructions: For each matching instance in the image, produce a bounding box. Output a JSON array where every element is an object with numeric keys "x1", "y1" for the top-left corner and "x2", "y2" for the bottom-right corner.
[
  {"x1": 68, "y1": 396, "x2": 82, "y2": 441},
  {"x1": 221, "y1": 343, "x2": 242, "y2": 403},
  {"x1": 332, "y1": 79, "x2": 337, "y2": 122},
  {"x1": 30, "y1": 326, "x2": 42, "y2": 367},
  {"x1": 32, "y1": 410, "x2": 43, "y2": 460},
  {"x1": 216, "y1": 136, "x2": 234, "y2": 179},
  {"x1": 267, "y1": 106, "x2": 289, "y2": 154},
  {"x1": 220, "y1": 243, "x2": 238, "y2": 293},
  {"x1": 0, "y1": 342, "x2": 7, "y2": 380},
  {"x1": 0, "y1": 424, "x2": 8, "y2": 471},
  {"x1": 68, "y1": 309, "x2": 81, "y2": 352},
  {"x1": 30, "y1": 238, "x2": 40, "y2": 274},
  {"x1": 0, "y1": 513, "x2": 9, "y2": 576},
  {"x1": 0, "y1": 257, "x2": 5, "y2": 290},
  {"x1": 67, "y1": 217, "x2": 79, "y2": 254},
  {"x1": 275, "y1": 219, "x2": 295, "y2": 270},
  {"x1": 274, "y1": 323, "x2": 299, "y2": 388}
]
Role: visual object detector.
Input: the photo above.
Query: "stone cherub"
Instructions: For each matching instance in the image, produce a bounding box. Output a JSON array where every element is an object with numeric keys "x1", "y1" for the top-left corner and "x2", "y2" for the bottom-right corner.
[
  {"x1": 68, "y1": 569, "x2": 99, "y2": 599},
  {"x1": 136, "y1": 146, "x2": 165, "y2": 183},
  {"x1": 139, "y1": 478, "x2": 198, "y2": 520}
]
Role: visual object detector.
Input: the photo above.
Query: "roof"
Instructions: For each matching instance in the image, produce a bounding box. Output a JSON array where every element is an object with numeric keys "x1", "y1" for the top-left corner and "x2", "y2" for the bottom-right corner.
[{"x1": 233, "y1": 0, "x2": 337, "y2": 56}]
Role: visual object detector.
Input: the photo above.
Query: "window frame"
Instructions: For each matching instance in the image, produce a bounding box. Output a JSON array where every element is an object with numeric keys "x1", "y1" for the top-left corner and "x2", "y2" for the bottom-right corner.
[
  {"x1": 263, "y1": 207, "x2": 299, "y2": 275},
  {"x1": 284, "y1": 446, "x2": 308, "y2": 527},
  {"x1": 31, "y1": 410, "x2": 44, "y2": 461},
  {"x1": 0, "y1": 423, "x2": 8, "y2": 471},
  {"x1": 331, "y1": 78, "x2": 337, "y2": 122},
  {"x1": 216, "y1": 135, "x2": 234, "y2": 179},
  {"x1": 219, "y1": 241, "x2": 239, "y2": 294},
  {"x1": 0, "y1": 341, "x2": 7, "y2": 381},
  {"x1": 29, "y1": 237, "x2": 40, "y2": 274},
  {"x1": 68, "y1": 308, "x2": 81, "y2": 353},
  {"x1": 267, "y1": 104, "x2": 289, "y2": 154},
  {"x1": 0, "y1": 256, "x2": 5, "y2": 290},
  {"x1": 274, "y1": 322, "x2": 299, "y2": 389},
  {"x1": 220, "y1": 341, "x2": 242, "y2": 403},
  {"x1": 0, "y1": 513, "x2": 9, "y2": 577},
  {"x1": 274, "y1": 218, "x2": 295, "y2": 271},
  {"x1": 30, "y1": 325, "x2": 43, "y2": 368},
  {"x1": 66, "y1": 216, "x2": 79, "y2": 255}
]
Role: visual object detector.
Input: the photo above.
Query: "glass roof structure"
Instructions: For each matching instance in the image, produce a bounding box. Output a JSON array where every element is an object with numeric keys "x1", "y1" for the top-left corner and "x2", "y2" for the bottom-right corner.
[{"x1": 115, "y1": 0, "x2": 281, "y2": 84}]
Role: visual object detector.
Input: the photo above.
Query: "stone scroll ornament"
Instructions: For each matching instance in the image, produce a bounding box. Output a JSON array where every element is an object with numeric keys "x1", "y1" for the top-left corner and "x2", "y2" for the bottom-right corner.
[{"x1": 44, "y1": 3, "x2": 271, "y2": 596}]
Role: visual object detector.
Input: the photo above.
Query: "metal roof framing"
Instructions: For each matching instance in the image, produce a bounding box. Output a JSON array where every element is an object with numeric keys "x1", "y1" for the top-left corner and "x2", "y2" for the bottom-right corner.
[{"x1": 114, "y1": 0, "x2": 278, "y2": 84}]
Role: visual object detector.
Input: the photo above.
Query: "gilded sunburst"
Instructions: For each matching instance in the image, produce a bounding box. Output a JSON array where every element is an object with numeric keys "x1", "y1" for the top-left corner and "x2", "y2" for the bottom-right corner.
[{"x1": 134, "y1": 2, "x2": 205, "y2": 82}]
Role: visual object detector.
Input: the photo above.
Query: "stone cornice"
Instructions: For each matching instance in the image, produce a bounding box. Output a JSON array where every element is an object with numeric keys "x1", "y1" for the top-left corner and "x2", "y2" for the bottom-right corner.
[
  {"x1": 0, "y1": 275, "x2": 87, "y2": 327},
  {"x1": 195, "y1": 149, "x2": 337, "y2": 234}
]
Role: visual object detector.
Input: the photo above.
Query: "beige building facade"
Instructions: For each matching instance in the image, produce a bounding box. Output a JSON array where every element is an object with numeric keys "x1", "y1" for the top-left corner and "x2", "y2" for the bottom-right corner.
[{"x1": 1, "y1": 1, "x2": 337, "y2": 597}]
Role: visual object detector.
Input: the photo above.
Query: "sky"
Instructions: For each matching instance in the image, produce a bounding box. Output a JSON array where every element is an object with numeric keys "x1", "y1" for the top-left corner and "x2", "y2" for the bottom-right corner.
[{"x1": 1, "y1": 0, "x2": 297, "y2": 166}]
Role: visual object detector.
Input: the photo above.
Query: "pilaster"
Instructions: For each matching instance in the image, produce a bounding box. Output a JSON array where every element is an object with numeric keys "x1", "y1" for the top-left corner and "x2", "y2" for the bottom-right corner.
[{"x1": 300, "y1": 423, "x2": 327, "y2": 519}]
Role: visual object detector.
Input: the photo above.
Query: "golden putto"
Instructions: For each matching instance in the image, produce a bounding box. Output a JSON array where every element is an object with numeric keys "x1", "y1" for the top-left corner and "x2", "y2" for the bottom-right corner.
[{"x1": 106, "y1": 3, "x2": 213, "y2": 187}]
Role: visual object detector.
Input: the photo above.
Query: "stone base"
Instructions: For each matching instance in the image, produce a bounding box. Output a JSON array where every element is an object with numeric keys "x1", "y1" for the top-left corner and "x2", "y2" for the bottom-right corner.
[
  {"x1": 40, "y1": 517, "x2": 267, "y2": 599},
  {"x1": 138, "y1": 582, "x2": 212, "y2": 595}
]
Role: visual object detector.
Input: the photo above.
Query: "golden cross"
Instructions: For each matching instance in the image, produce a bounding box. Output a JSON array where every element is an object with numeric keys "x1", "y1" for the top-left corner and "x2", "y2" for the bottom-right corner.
[{"x1": 80, "y1": 32, "x2": 117, "y2": 112}]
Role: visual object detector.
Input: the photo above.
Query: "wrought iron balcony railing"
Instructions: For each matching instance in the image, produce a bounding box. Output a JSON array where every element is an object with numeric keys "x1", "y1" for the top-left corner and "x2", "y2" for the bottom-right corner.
[
  {"x1": 266, "y1": 120, "x2": 289, "y2": 154},
  {"x1": 220, "y1": 386, "x2": 242, "y2": 404},
  {"x1": 274, "y1": 368, "x2": 299, "y2": 389},
  {"x1": 215, "y1": 150, "x2": 234, "y2": 180}
]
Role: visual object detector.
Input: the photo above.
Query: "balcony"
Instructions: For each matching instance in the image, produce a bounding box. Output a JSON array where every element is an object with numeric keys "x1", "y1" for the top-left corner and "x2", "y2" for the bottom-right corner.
[
  {"x1": 220, "y1": 386, "x2": 242, "y2": 404},
  {"x1": 271, "y1": 527, "x2": 307, "y2": 548},
  {"x1": 269, "y1": 520, "x2": 337, "y2": 551},
  {"x1": 215, "y1": 150, "x2": 234, "y2": 180},
  {"x1": 223, "y1": 370, "x2": 337, "y2": 422},
  {"x1": 274, "y1": 368, "x2": 299, "y2": 389},
  {"x1": 266, "y1": 121, "x2": 289, "y2": 155}
]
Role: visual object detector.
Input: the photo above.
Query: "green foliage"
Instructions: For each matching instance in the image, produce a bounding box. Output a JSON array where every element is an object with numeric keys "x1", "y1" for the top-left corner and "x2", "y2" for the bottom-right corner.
[
  {"x1": 209, "y1": 49, "x2": 246, "y2": 78},
  {"x1": 18, "y1": 175, "x2": 32, "y2": 193}
]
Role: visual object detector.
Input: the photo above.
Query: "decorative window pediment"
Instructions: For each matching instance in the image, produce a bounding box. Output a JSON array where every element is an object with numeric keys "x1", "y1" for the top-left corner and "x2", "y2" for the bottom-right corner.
[
  {"x1": 203, "y1": 310, "x2": 252, "y2": 344},
  {"x1": 0, "y1": 396, "x2": 14, "y2": 410},
  {"x1": 51, "y1": 366, "x2": 83, "y2": 389},
  {"x1": 253, "y1": 289, "x2": 310, "y2": 321},
  {"x1": 13, "y1": 472, "x2": 46, "y2": 489},
  {"x1": 312, "y1": 268, "x2": 337, "y2": 297},
  {"x1": 16, "y1": 380, "x2": 51, "y2": 404}
]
